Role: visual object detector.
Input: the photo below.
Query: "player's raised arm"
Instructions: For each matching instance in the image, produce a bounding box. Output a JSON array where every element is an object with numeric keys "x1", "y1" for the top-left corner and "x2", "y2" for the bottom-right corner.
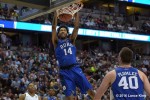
[
  {"x1": 70, "y1": 12, "x2": 79, "y2": 45},
  {"x1": 52, "y1": 11, "x2": 58, "y2": 48}
]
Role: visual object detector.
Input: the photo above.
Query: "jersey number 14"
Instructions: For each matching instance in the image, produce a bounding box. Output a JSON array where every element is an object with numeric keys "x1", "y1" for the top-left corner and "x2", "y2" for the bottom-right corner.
[
  {"x1": 118, "y1": 76, "x2": 138, "y2": 89},
  {"x1": 64, "y1": 47, "x2": 72, "y2": 55}
]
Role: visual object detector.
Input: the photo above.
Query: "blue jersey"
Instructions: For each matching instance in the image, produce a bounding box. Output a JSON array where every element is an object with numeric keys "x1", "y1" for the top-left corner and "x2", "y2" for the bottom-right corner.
[
  {"x1": 112, "y1": 67, "x2": 144, "y2": 100},
  {"x1": 55, "y1": 39, "x2": 93, "y2": 96},
  {"x1": 55, "y1": 39, "x2": 77, "y2": 67}
]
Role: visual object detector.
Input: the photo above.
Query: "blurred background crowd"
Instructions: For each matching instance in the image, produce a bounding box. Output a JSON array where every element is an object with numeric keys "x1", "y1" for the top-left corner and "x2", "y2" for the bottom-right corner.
[
  {"x1": 0, "y1": 45, "x2": 150, "y2": 100},
  {"x1": 0, "y1": 2, "x2": 150, "y2": 34},
  {"x1": 0, "y1": 0, "x2": 150, "y2": 100}
]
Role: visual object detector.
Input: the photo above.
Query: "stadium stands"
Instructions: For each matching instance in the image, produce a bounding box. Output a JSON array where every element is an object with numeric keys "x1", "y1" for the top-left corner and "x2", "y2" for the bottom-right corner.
[
  {"x1": 0, "y1": 0, "x2": 150, "y2": 100},
  {"x1": 0, "y1": 2, "x2": 150, "y2": 34},
  {"x1": 0, "y1": 46, "x2": 150, "y2": 99}
]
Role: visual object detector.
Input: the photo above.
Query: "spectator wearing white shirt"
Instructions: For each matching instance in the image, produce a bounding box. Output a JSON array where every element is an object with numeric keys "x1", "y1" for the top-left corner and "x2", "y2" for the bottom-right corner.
[
  {"x1": 143, "y1": 59, "x2": 149, "y2": 65},
  {"x1": 143, "y1": 59, "x2": 149, "y2": 69}
]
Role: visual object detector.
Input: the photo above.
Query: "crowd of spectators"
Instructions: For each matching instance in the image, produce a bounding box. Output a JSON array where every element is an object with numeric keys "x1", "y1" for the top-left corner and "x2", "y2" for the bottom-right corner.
[
  {"x1": 61, "y1": 8, "x2": 150, "y2": 34},
  {"x1": 0, "y1": 2, "x2": 150, "y2": 100},
  {"x1": 0, "y1": 3, "x2": 35, "y2": 21},
  {"x1": 0, "y1": 2, "x2": 150, "y2": 34},
  {"x1": 27, "y1": 7, "x2": 150, "y2": 34},
  {"x1": 0, "y1": 45, "x2": 150, "y2": 100},
  {"x1": 27, "y1": 6, "x2": 150, "y2": 34},
  {"x1": 0, "y1": 3, "x2": 19, "y2": 21}
]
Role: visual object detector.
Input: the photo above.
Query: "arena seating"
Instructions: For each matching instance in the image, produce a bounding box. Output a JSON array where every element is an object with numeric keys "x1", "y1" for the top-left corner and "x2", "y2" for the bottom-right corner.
[
  {"x1": 0, "y1": 46, "x2": 150, "y2": 99},
  {"x1": 0, "y1": 1, "x2": 150, "y2": 100},
  {"x1": 0, "y1": 3, "x2": 149, "y2": 34}
]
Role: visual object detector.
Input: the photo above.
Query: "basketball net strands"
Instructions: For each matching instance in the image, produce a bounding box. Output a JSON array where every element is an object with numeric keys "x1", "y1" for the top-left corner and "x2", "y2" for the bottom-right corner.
[{"x1": 56, "y1": 1, "x2": 83, "y2": 22}]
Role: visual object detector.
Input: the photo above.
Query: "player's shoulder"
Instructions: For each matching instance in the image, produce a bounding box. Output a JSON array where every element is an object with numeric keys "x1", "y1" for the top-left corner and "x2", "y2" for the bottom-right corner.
[
  {"x1": 138, "y1": 69, "x2": 145, "y2": 76},
  {"x1": 103, "y1": 70, "x2": 116, "y2": 84},
  {"x1": 107, "y1": 70, "x2": 116, "y2": 75},
  {"x1": 104, "y1": 70, "x2": 116, "y2": 78},
  {"x1": 137, "y1": 69, "x2": 147, "y2": 81},
  {"x1": 105, "y1": 70, "x2": 116, "y2": 79}
]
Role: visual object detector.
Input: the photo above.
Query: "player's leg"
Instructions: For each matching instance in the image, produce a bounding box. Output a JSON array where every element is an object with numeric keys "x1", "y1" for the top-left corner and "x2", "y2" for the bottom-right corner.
[
  {"x1": 73, "y1": 66, "x2": 95, "y2": 99},
  {"x1": 59, "y1": 72, "x2": 76, "y2": 100},
  {"x1": 76, "y1": 76, "x2": 95, "y2": 99}
]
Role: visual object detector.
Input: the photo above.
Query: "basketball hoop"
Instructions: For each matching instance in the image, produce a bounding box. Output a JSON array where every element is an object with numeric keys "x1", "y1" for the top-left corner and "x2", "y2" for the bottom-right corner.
[{"x1": 56, "y1": 2, "x2": 83, "y2": 22}]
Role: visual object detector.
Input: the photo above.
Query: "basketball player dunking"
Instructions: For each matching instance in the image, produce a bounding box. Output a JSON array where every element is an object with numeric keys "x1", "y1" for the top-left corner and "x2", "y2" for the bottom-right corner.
[
  {"x1": 94, "y1": 47, "x2": 150, "y2": 100},
  {"x1": 19, "y1": 83, "x2": 41, "y2": 100},
  {"x1": 52, "y1": 11, "x2": 95, "y2": 100}
]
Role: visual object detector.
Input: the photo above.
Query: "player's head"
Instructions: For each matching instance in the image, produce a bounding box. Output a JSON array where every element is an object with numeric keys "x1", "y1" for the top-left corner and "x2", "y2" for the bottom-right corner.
[
  {"x1": 118, "y1": 47, "x2": 133, "y2": 65},
  {"x1": 27, "y1": 82, "x2": 36, "y2": 93},
  {"x1": 57, "y1": 25, "x2": 69, "y2": 39}
]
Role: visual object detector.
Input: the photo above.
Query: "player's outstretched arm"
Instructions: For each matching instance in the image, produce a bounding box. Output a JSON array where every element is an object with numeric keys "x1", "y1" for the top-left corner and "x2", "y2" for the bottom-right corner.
[
  {"x1": 139, "y1": 70, "x2": 150, "y2": 96},
  {"x1": 94, "y1": 70, "x2": 115, "y2": 100},
  {"x1": 19, "y1": 94, "x2": 25, "y2": 100},
  {"x1": 52, "y1": 11, "x2": 58, "y2": 48},
  {"x1": 70, "y1": 12, "x2": 79, "y2": 45}
]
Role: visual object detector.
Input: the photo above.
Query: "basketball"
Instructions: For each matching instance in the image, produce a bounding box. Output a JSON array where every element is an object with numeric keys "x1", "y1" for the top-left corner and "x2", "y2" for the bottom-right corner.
[{"x1": 58, "y1": 14, "x2": 72, "y2": 22}]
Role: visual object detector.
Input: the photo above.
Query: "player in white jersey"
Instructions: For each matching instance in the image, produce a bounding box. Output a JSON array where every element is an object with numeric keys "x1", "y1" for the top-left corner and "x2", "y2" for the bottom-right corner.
[
  {"x1": 19, "y1": 82, "x2": 41, "y2": 100},
  {"x1": 94, "y1": 47, "x2": 150, "y2": 100}
]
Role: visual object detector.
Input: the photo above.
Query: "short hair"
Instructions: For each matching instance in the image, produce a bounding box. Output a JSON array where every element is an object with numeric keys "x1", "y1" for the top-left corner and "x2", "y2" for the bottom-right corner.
[
  {"x1": 119, "y1": 47, "x2": 133, "y2": 64},
  {"x1": 57, "y1": 25, "x2": 69, "y2": 35}
]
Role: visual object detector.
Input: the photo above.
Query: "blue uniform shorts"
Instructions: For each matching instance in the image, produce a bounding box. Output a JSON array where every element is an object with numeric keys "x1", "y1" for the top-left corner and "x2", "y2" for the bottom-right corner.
[{"x1": 59, "y1": 66, "x2": 93, "y2": 96}]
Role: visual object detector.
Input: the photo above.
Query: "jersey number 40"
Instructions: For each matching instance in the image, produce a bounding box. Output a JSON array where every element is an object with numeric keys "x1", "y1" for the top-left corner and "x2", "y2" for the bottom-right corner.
[{"x1": 118, "y1": 76, "x2": 138, "y2": 89}]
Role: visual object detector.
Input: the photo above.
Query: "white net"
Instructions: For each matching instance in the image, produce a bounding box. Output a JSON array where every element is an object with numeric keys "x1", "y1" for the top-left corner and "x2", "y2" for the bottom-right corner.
[{"x1": 57, "y1": 2, "x2": 83, "y2": 18}]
